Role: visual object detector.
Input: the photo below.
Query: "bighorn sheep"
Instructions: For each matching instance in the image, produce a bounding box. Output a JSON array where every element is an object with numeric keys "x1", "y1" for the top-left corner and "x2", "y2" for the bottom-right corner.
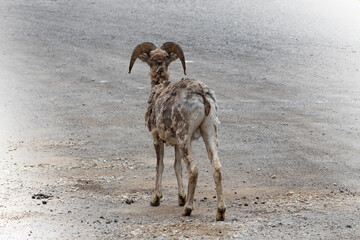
[{"x1": 129, "y1": 42, "x2": 226, "y2": 221}]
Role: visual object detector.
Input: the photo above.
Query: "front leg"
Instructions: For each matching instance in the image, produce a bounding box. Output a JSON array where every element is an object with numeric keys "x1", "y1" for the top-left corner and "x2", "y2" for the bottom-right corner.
[{"x1": 150, "y1": 139, "x2": 164, "y2": 206}]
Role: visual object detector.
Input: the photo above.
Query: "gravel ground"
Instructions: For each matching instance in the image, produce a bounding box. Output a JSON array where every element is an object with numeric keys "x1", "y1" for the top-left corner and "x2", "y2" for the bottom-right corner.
[{"x1": 1, "y1": 0, "x2": 360, "y2": 239}]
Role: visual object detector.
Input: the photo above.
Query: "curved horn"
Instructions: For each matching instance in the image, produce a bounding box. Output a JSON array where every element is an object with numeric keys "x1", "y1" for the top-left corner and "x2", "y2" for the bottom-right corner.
[
  {"x1": 161, "y1": 42, "x2": 186, "y2": 75},
  {"x1": 129, "y1": 42, "x2": 157, "y2": 73}
]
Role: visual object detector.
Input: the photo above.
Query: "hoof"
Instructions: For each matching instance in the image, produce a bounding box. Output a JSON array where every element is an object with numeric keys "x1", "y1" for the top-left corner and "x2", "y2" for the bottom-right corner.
[
  {"x1": 216, "y1": 207, "x2": 226, "y2": 221},
  {"x1": 182, "y1": 207, "x2": 193, "y2": 216},
  {"x1": 178, "y1": 195, "x2": 186, "y2": 206},
  {"x1": 150, "y1": 195, "x2": 161, "y2": 206}
]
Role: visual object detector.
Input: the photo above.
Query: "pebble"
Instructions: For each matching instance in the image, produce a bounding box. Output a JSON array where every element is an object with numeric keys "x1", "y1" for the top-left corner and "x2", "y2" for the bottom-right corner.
[
  {"x1": 125, "y1": 199, "x2": 134, "y2": 204},
  {"x1": 32, "y1": 193, "x2": 54, "y2": 199}
]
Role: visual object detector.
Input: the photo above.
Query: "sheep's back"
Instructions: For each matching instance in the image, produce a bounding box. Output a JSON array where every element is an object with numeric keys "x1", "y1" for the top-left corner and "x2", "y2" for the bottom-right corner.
[{"x1": 145, "y1": 78, "x2": 212, "y2": 145}]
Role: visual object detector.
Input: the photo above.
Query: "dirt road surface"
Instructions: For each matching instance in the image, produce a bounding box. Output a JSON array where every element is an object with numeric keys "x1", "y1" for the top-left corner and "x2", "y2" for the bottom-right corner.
[{"x1": 1, "y1": 0, "x2": 360, "y2": 239}]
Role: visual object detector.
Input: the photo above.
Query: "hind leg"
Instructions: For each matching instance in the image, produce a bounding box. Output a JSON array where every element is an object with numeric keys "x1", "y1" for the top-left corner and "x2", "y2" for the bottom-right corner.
[
  {"x1": 201, "y1": 121, "x2": 226, "y2": 221},
  {"x1": 150, "y1": 139, "x2": 164, "y2": 206},
  {"x1": 178, "y1": 141, "x2": 198, "y2": 216},
  {"x1": 174, "y1": 145, "x2": 186, "y2": 206}
]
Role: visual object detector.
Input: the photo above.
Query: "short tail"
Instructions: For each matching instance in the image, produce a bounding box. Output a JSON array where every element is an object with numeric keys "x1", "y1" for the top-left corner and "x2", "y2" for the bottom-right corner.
[
  {"x1": 203, "y1": 95, "x2": 211, "y2": 116},
  {"x1": 194, "y1": 81, "x2": 217, "y2": 117}
]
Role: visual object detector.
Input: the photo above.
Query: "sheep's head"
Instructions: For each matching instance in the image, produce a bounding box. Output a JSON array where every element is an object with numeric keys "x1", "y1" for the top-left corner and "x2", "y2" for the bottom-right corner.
[{"x1": 129, "y1": 42, "x2": 186, "y2": 86}]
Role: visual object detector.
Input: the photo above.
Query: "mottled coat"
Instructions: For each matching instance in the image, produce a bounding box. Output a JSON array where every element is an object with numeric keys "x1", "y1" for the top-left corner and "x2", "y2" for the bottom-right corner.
[
  {"x1": 146, "y1": 78, "x2": 217, "y2": 147},
  {"x1": 129, "y1": 42, "x2": 226, "y2": 221}
]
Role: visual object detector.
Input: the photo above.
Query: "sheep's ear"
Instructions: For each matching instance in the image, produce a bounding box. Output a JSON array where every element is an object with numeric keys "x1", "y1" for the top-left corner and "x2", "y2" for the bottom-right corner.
[
  {"x1": 169, "y1": 53, "x2": 178, "y2": 61},
  {"x1": 138, "y1": 53, "x2": 150, "y2": 63},
  {"x1": 166, "y1": 53, "x2": 178, "y2": 66}
]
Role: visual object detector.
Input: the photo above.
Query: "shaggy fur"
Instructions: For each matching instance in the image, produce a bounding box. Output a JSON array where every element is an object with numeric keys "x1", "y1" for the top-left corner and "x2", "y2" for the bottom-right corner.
[{"x1": 129, "y1": 43, "x2": 226, "y2": 220}]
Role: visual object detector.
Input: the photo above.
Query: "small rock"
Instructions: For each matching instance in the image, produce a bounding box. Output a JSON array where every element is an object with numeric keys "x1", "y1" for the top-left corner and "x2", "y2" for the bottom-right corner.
[
  {"x1": 271, "y1": 175, "x2": 276, "y2": 179},
  {"x1": 346, "y1": 225, "x2": 352, "y2": 228},
  {"x1": 125, "y1": 199, "x2": 134, "y2": 204},
  {"x1": 32, "y1": 193, "x2": 54, "y2": 200},
  {"x1": 42, "y1": 200, "x2": 47, "y2": 205}
]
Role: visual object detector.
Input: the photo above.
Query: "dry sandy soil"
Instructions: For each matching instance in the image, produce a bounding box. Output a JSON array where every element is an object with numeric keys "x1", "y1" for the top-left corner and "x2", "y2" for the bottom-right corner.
[{"x1": 1, "y1": 0, "x2": 360, "y2": 239}]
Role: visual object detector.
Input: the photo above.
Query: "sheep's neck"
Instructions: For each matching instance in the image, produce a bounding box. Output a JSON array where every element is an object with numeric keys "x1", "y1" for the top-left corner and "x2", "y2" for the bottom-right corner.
[{"x1": 150, "y1": 70, "x2": 170, "y2": 87}]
